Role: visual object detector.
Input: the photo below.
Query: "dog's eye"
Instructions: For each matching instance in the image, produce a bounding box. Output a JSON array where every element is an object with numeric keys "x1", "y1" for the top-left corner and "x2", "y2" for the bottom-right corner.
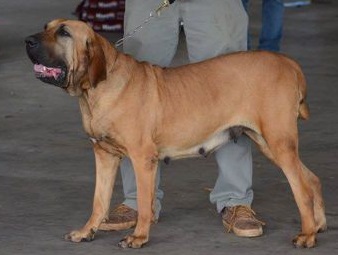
[{"x1": 57, "y1": 25, "x2": 71, "y2": 37}]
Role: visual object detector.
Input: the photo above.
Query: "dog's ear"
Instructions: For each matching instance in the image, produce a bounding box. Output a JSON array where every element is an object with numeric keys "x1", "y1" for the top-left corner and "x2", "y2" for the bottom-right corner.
[{"x1": 86, "y1": 35, "x2": 107, "y2": 88}]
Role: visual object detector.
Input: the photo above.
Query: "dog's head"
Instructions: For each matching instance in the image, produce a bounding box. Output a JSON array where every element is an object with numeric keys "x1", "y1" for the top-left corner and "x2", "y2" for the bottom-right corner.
[{"x1": 25, "y1": 19, "x2": 106, "y2": 96}]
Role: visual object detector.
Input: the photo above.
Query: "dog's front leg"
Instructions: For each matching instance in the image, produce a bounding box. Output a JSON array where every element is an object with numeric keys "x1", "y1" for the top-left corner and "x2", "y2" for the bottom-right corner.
[
  {"x1": 65, "y1": 144, "x2": 120, "y2": 242},
  {"x1": 118, "y1": 150, "x2": 158, "y2": 248}
]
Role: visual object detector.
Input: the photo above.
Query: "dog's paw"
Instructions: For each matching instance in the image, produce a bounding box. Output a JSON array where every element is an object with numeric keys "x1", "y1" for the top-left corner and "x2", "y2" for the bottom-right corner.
[
  {"x1": 118, "y1": 234, "x2": 148, "y2": 249},
  {"x1": 292, "y1": 233, "x2": 317, "y2": 248},
  {"x1": 64, "y1": 228, "x2": 96, "y2": 243}
]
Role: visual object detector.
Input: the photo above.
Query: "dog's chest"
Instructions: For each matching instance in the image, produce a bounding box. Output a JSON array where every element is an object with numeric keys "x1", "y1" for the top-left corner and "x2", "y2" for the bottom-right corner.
[
  {"x1": 89, "y1": 134, "x2": 126, "y2": 158},
  {"x1": 81, "y1": 107, "x2": 126, "y2": 157}
]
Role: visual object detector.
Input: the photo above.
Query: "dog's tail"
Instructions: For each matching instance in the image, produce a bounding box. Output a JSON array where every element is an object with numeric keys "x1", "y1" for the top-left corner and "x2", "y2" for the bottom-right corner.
[
  {"x1": 284, "y1": 55, "x2": 310, "y2": 120},
  {"x1": 297, "y1": 66, "x2": 310, "y2": 120},
  {"x1": 299, "y1": 98, "x2": 310, "y2": 120}
]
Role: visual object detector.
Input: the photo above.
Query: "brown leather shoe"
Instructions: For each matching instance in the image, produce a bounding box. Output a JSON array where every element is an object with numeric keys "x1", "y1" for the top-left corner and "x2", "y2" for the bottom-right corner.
[
  {"x1": 99, "y1": 204, "x2": 137, "y2": 231},
  {"x1": 221, "y1": 205, "x2": 265, "y2": 237}
]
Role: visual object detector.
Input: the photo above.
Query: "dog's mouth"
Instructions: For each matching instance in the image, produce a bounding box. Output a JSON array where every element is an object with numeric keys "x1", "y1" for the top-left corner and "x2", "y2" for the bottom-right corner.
[
  {"x1": 25, "y1": 34, "x2": 68, "y2": 88},
  {"x1": 34, "y1": 64, "x2": 62, "y2": 79},
  {"x1": 32, "y1": 62, "x2": 67, "y2": 87}
]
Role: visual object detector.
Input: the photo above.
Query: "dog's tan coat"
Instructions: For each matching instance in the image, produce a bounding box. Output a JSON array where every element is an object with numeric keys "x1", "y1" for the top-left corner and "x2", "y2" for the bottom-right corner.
[{"x1": 28, "y1": 20, "x2": 326, "y2": 248}]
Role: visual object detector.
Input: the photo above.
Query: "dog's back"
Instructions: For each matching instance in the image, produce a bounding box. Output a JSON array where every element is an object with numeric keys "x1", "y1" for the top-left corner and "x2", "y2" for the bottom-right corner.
[{"x1": 155, "y1": 51, "x2": 309, "y2": 147}]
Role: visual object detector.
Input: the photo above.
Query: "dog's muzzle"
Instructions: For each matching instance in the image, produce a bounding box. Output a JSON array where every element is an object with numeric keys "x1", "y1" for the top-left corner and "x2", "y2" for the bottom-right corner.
[{"x1": 25, "y1": 34, "x2": 67, "y2": 88}]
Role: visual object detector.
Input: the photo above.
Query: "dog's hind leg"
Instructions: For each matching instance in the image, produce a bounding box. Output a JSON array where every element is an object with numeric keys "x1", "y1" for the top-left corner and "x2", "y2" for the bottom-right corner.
[
  {"x1": 300, "y1": 162, "x2": 327, "y2": 233},
  {"x1": 65, "y1": 144, "x2": 120, "y2": 242},
  {"x1": 246, "y1": 128, "x2": 326, "y2": 236},
  {"x1": 245, "y1": 122, "x2": 318, "y2": 247},
  {"x1": 258, "y1": 124, "x2": 318, "y2": 248},
  {"x1": 274, "y1": 145, "x2": 317, "y2": 248},
  {"x1": 118, "y1": 144, "x2": 158, "y2": 249}
]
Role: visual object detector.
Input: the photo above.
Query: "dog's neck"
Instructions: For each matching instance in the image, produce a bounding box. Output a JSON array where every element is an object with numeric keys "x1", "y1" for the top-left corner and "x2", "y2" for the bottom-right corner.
[
  {"x1": 77, "y1": 37, "x2": 137, "y2": 138},
  {"x1": 99, "y1": 35, "x2": 119, "y2": 74},
  {"x1": 77, "y1": 33, "x2": 162, "y2": 140}
]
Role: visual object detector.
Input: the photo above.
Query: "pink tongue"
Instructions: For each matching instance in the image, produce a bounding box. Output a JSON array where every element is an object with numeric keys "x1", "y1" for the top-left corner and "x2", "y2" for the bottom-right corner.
[{"x1": 34, "y1": 64, "x2": 62, "y2": 79}]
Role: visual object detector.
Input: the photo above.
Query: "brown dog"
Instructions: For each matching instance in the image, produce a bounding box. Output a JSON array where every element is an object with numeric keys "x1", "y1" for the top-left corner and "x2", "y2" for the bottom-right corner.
[{"x1": 25, "y1": 19, "x2": 326, "y2": 248}]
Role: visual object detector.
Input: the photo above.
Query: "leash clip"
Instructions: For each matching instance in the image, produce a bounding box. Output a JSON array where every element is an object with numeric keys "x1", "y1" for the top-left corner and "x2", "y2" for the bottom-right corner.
[
  {"x1": 155, "y1": 0, "x2": 170, "y2": 16},
  {"x1": 114, "y1": 0, "x2": 175, "y2": 48}
]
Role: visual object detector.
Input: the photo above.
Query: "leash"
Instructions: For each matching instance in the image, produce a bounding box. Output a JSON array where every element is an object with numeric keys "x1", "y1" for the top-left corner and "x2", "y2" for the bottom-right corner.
[{"x1": 115, "y1": 0, "x2": 176, "y2": 48}]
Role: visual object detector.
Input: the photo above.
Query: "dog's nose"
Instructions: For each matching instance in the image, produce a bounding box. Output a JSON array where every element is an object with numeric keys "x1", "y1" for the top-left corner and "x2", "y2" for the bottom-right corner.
[{"x1": 25, "y1": 36, "x2": 39, "y2": 48}]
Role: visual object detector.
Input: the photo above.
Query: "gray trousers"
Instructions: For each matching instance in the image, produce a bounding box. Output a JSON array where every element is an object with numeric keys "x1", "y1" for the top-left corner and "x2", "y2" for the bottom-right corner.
[{"x1": 120, "y1": 0, "x2": 253, "y2": 217}]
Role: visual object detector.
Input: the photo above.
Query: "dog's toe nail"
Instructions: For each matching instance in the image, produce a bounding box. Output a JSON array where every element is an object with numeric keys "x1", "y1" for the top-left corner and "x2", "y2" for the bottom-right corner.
[
  {"x1": 118, "y1": 239, "x2": 128, "y2": 249},
  {"x1": 64, "y1": 233, "x2": 71, "y2": 241}
]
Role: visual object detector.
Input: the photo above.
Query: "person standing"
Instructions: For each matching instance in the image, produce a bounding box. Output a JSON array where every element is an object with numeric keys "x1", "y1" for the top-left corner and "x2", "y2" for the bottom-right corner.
[
  {"x1": 100, "y1": 0, "x2": 265, "y2": 238},
  {"x1": 242, "y1": 0, "x2": 284, "y2": 51}
]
